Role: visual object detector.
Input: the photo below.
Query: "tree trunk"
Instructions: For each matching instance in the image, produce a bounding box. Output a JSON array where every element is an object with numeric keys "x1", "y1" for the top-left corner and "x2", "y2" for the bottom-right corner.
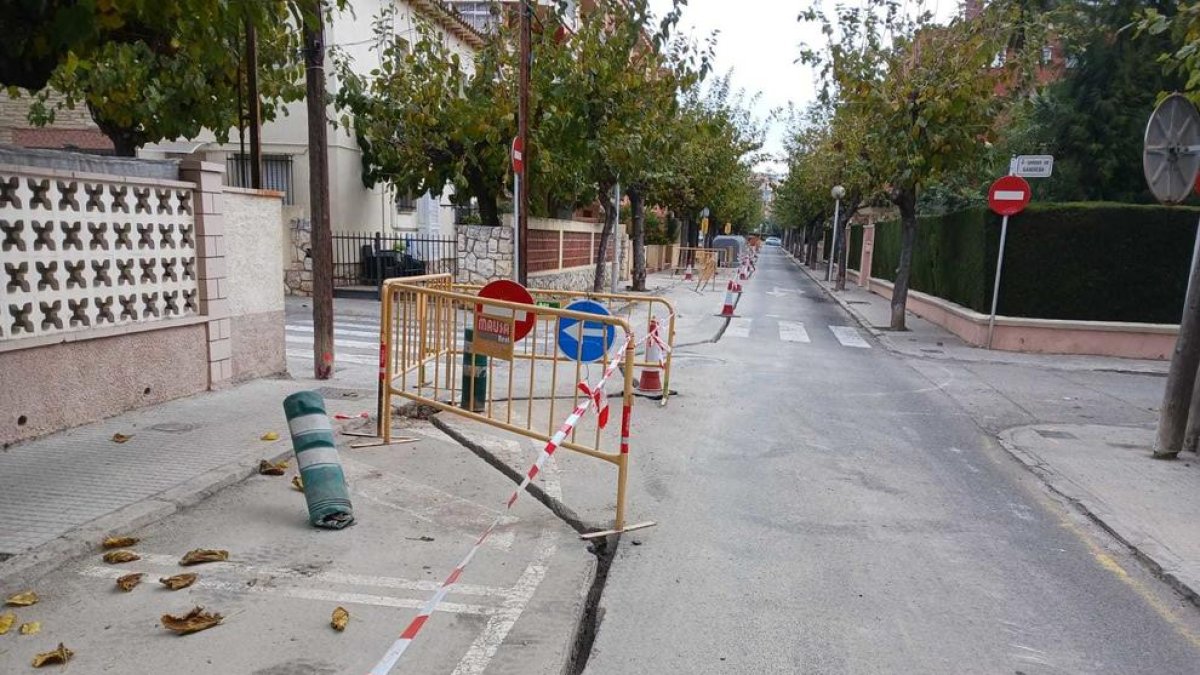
[
  {"x1": 593, "y1": 182, "x2": 616, "y2": 292},
  {"x1": 835, "y1": 221, "x2": 849, "y2": 291},
  {"x1": 91, "y1": 106, "x2": 142, "y2": 157},
  {"x1": 890, "y1": 187, "x2": 918, "y2": 331},
  {"x1": 466, "y1": 168, "x2": 501, "y2": 227},
  {"x1": 629, "y1": 186, "x2": 647, "y2": 292}
]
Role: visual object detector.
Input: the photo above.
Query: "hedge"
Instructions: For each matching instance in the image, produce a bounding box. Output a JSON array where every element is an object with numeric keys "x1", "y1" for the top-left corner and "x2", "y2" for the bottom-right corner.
[{"x1": 867, "y1": 203, "x2": 1200, "y2": 324}]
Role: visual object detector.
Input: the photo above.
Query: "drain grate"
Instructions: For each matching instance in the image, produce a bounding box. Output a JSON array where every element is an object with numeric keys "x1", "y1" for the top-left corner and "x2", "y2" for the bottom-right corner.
[{"x1": 1035, "y1": 429, "x2": 1077, "y2": 440}]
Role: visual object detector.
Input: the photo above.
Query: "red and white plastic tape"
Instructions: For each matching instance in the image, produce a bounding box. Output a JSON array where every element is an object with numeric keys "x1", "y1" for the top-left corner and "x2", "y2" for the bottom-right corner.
[{"x1": 367, "y1": 335, "x2": 633, "y2": 675}]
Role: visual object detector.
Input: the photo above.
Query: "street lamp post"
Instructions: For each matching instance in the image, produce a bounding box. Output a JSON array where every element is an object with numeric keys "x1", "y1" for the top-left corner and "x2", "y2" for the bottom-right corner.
[{"x1": 827, "y1": 185, "x2": 845, "y2": 281}]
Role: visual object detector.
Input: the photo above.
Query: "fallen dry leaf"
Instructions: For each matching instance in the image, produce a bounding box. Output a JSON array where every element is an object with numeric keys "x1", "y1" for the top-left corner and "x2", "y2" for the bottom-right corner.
[
  {"x1": 20, "y1": 621, "x2": 41, "y2": 635},
  {"x1": 31, "y1": 643, "x2": 73, "y2": 668},
  {"x1": 102, "y1": 536, "x2": 139, "y2": 549},
  {"x1": 111, "y1": 432, "x2": 132, "y2": 443},
  {"x1": 116, "y1": 573, "x2": 145, "y2": 592},
  {"x1": 5, "y1": 590, "x2": 38, "y2": 606},
  {"x1": 159, "y1": 573, "x2": 198, "y2": 591},
  {"x1": 258, "y1": 459, "x2": 287, "y2": 476},
  {"x1": 102, "y1": 550, "x2": 140, "y2": 564},
  {"x1": 0, "y1": 611, "x2": 14, "y2": 634},
  {"x1": 179, "y1": 549, "x2": 229, "y2": 566},
  {"x1": 161, "y1": 606, "x2": 223, "y2": 635},
  {"x1": 261, "y1": 431, "x2": 280, "y2": 441},
  {"x1": 331, "y1": 606, "x2": 349, "y2": 632},
  {"x1": 292, "y1": 475, "x2": 304, "y2": 492}
]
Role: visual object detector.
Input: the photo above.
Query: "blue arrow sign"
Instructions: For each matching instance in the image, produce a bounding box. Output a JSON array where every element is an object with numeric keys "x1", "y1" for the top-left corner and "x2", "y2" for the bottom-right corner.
[{"x1": 557, "y1": 299, "x2": 616, "y2": 363}]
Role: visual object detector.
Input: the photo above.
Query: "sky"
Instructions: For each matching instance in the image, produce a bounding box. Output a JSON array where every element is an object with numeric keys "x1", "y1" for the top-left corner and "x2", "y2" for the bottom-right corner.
[{"x1": 647, "y1": 0, "x2": 959, "y2": 173}]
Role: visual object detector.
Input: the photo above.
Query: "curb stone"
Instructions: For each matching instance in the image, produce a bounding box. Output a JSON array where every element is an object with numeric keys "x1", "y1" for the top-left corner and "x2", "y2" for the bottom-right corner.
[
  {"x1": 995, "y1": 427, "x2": 1200, "y2": 607},
  {"x1": 0, "y1": 445, "x2": 293, "y2": 590}
]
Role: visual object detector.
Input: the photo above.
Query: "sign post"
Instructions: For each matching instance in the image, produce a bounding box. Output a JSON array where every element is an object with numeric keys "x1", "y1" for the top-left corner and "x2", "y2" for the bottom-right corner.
[
  {"x1": 986, "y1": 175, "x2": 1032, "y2": 349},
  {"x1": 512, "y1": 137, "x2": 524, "y2": 282}
]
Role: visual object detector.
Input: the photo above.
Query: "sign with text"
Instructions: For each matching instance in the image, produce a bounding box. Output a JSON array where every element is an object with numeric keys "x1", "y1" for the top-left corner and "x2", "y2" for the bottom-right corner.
[
  {"x1": 1012, "y1": 154, "x2": 1054, "y2": 178},
  {"x1": 472, "y1": 307, "x2": 516, "y2": 361}
]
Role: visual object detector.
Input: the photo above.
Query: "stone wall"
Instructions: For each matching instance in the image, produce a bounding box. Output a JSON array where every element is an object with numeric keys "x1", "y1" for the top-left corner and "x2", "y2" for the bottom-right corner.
[
  {"x1": 457, "y1": 224, "x2": 513, "y2": 285},
  {"x1": 456, "y1": 218, "x2": 631, "y2": 291},
  {"x1": 284, "y1": 217, "x2": 313, "y2": 296}
]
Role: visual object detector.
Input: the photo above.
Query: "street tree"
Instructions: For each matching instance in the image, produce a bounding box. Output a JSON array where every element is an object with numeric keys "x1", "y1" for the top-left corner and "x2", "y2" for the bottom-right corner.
[
  {"x1": 4, "y1": 1, "x2": 325, "y2": 156},
  {"x1": 800, "y1": 1, "x2": 1032, "y2": 330}
]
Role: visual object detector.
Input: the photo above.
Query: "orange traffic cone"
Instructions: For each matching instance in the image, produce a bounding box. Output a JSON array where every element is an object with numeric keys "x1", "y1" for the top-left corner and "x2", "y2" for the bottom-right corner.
[
  {"x1": 718, "y1": 283, "x2": 736, "y2": 317},
  {"x1": 637, "y1": 318, "x2": 665, "y2": 395},
  {"x1": 732, "y1": 276, "x2": 742, "y2": 294},
  {"x1": 683, "y1": 264, "x2": 694, "y2": 281}
]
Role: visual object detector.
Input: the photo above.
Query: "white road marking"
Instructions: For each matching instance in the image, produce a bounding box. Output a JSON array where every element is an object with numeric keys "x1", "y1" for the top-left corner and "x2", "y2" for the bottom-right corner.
[
  {"x1": 290, "y1": 319, "x2": 381, "y2": 332},
  {"x1": 288, "y1": 324, "x2": 380, "y2": 339},
  {"x1": 78, "y1": 566, "x2": 495, "y2": 615},
  {"x1": 119, "y1": 553, "x2": 511, "y2": 598},
  {"x1": 777, "y1": 320, "x2": 811, "y2": 343},
  {"x1": 994, "y1": 190, "x2": 1026, "y2": 200},
  {"x1": 287, "y1": 349, "x2": 378, "y2": 365},
  {"x1": 725, "y1": 317, "x2": 751, "y2": 338},
  {"x1": 451, "y1": 528, "x2": 557, "y2": 674},
  {"x1": 829, "y1": 325, "x2": 871, "y2": 349},
  {"x1": 287, "y1": 334, "x2": 379, "y2": 350}
]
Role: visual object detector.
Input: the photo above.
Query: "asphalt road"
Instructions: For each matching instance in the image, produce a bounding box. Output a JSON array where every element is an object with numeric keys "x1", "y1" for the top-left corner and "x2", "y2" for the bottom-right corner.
[{"x1": 585, "y1": 248, "x2": 1200, "y2": 674}]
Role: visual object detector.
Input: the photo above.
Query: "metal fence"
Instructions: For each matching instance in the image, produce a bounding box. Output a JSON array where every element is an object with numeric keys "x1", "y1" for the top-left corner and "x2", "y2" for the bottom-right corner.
[{"x1": 332, "y1": 231, "x2": 457, "y2": 289}]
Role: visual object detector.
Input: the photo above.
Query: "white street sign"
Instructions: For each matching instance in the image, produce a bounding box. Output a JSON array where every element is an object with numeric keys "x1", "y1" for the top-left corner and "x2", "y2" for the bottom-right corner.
[{"x1": 1013, "y1": 155, "x2": 1054, "y2": 178}]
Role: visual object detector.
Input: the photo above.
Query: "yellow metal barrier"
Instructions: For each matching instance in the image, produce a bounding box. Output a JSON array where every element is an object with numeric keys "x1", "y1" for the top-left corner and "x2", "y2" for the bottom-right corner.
[
  {"x1": 380, "y1": 275, "x2": 638, "y2": 528},
  {"x1": 454, "y1": 284, "x2": 677, "y2": 406},
  {"x1": 673, "y1": 246, "x2": 727, "y2": 272}
]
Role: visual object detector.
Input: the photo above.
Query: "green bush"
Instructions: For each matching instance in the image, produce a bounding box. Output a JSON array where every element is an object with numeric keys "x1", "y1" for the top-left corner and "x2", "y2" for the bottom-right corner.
[{"x1": 870, "y1": 203, "x2": 1200, "y2": 323}]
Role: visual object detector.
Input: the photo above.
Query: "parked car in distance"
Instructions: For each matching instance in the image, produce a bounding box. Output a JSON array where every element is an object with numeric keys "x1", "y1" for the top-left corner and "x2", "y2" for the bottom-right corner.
[{"x1": 765, "y1": 236, "x2": 782, "y2": 246}]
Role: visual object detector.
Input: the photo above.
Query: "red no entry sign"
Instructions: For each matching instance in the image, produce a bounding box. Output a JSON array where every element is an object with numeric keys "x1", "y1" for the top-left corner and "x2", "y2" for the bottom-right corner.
[
  {"x1": 477, "y1": 279, "x2": 535, "y2": 341},
  {"x1": 512, "y1": 137, "x2": 524, "y2": 174},
  {"x1": 988, "y1": 175, "x2": 1031, "y2": 216}
]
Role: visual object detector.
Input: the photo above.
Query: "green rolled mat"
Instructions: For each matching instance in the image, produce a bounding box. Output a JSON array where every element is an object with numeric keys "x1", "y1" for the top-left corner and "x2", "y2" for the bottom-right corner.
[{"x1": 283, "y1": 390, "x2": 355, "y2": 529}]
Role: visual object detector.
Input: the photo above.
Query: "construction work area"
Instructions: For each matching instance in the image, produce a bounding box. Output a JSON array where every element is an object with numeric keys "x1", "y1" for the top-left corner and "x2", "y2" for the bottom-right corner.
[{"x1": 5, "y1": 245, "x2": 1200, "y2": 674}]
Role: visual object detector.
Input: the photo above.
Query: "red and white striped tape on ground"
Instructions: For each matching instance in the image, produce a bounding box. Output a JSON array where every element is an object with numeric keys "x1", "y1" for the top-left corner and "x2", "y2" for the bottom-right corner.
[
  {"x1": 333, "y1": 412, "x2": 372, "y2": 421},
  {"x1": 367, "y1": 335, "x2": 633, "y2": 675}
]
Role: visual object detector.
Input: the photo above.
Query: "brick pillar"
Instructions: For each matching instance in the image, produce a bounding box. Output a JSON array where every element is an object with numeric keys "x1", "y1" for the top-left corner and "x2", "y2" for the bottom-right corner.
[
  {"x1": 180, "y1": 160, "x2": 232, "y2": 389},
  {"x1": 859, "y1": 224, "x2": 875, "y2": 289}
]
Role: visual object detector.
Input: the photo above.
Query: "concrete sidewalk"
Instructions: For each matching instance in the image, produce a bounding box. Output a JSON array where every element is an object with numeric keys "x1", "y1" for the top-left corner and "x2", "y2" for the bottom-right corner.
[{"x1": 0, "y1": 369, "x2": 596, "y2": 673}]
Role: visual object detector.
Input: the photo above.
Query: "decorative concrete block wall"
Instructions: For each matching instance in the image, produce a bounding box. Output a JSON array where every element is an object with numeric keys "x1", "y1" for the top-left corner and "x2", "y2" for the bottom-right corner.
[{"x1": 0, "y1": 151, "x2": 285, "y2": 446}]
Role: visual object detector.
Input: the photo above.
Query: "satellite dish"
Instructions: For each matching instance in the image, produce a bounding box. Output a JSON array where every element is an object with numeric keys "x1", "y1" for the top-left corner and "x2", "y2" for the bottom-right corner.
[{"x1": 1144, "y1": 93, "x2": 1200, "y2": 204}]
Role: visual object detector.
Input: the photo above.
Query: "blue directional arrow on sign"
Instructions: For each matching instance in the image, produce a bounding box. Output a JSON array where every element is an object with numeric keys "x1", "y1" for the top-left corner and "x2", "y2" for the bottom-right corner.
[{"x1": 557, "y1": 299, "x2": 616, "y2": 363}]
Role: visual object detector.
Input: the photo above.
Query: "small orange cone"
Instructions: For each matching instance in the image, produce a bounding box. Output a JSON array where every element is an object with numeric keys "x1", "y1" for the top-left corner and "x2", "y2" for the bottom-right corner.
[
  {"x1": 718, "y1": 283, "x2": 736, "y2": 317},
  {"x1": 683, "y1": 264, "x2": 694, "y2": 281},
  {"x1": 637, "y1": 318, "x2": 665, "y2": 395}
]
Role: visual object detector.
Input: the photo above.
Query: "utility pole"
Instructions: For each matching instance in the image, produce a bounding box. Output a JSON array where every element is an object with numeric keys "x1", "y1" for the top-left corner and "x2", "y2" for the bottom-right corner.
[
  {"x1": 304, "y1": 1, "x2": 334, "y2": 379},
  {"x1": 517, "y1": 0, "x2": 531, "y2": 285},
  {"x1": 245, "y1": 20, "x2": 263, "y2": 189}
]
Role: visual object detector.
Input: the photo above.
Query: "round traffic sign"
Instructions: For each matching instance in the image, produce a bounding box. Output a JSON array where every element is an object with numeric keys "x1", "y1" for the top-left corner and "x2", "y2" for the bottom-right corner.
[
  {"x1": 512, "y1": 136, "x2": 524, "y2": 174},
  {"x1": 987, "y1": 175, "x2": 1032, "y2": 216},
  {"x1": 478, "y1": 279, "x2": 535, "y2": 342},
  {"x1": 557, "y1": 299, "x2": 616, "y2": 363}
]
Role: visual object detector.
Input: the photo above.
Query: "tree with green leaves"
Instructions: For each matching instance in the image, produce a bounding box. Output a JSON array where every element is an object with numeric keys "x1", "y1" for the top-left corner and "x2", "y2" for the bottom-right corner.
[
  {"x1": 335, "y1": 9, "x2": 524, "y2": 227},
  {"x1": 800, "y1": 1, "x2": 1037, "y2": 330},
  {"x1": 5, "y1": 1, "x2": 321, "y2": 157}
]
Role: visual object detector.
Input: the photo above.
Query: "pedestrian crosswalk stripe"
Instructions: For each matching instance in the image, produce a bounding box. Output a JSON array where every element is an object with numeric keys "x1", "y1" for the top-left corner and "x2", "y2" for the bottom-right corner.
[
  {"x1": 287, "y1": 324, "x2": 379, "y2": 338},
  {"x1": 777, "y1": 320, "x2": 811, "y2": 343},
  {"x1": 289, "y1": 319, "x2": 380, "y2": 332},
  {"x1": 287, "y1": 349, "x2": 379, "y2": 366},
  {"x1": 829, "y1": 325, "x2": 871, "y2": 349},
  {"x1": 286, "y1": 334, "x2": 379, "y2": 350}
]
